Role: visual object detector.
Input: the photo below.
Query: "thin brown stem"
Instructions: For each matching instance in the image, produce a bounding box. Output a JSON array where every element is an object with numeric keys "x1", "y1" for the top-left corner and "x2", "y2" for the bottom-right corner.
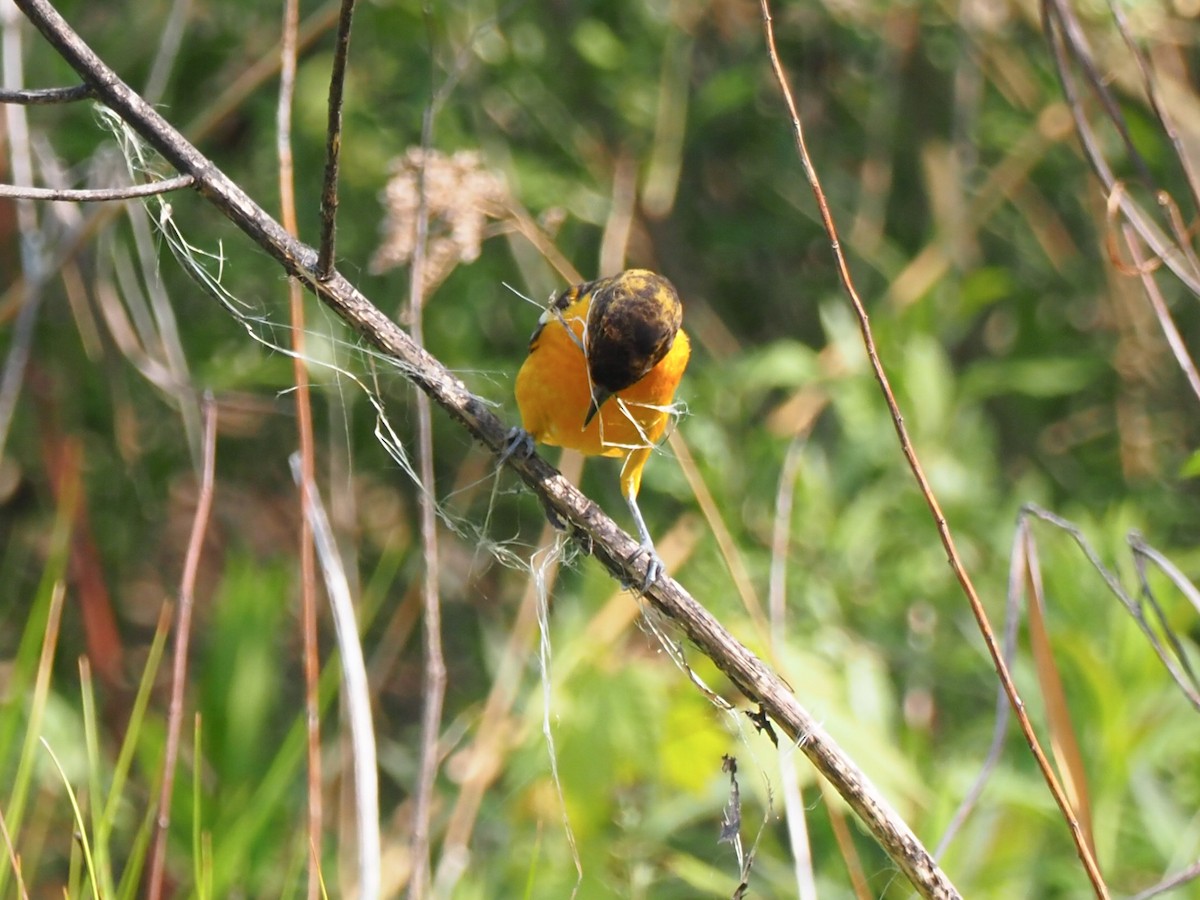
[
  {"x1": 759, "y1": 1, "x2": 1108, "y2": 896},
  {"x1": 147, "y1": 394, "x2": 218, "y2": 900},
  {"x1": 276, "y1": 0, "x2": 324, "y2": 893}
]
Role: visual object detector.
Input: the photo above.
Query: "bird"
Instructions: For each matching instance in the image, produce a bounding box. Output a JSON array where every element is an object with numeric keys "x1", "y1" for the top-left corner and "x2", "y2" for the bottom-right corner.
[{"x1": 508, "y1": 268, "x2": 691, "y2": 587}]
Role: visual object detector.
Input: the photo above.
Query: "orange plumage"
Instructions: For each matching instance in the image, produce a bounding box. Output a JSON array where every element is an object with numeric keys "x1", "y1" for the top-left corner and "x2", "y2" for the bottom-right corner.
[{"x1": 513, "y1": 269, "x2": 690, "y2": 583}]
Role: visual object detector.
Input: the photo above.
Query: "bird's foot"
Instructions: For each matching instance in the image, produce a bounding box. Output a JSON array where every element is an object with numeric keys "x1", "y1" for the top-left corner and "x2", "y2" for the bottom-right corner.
[
  {"x1": 626, "y1": 540, "x2": 664, "y2": 592},
  {"x1": 500, "y1": 426, "x2": 535, "y2": 463}
]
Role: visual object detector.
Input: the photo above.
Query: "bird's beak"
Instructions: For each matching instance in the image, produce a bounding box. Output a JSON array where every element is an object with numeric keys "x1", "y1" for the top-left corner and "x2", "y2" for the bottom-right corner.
[{"x1": 583, "y1": 388, "x2": 612, "y2": 428}]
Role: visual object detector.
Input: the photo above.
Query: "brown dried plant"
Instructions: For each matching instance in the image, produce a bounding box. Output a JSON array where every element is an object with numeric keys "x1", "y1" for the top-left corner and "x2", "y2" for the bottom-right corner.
[{"x1": 370, "y1": 148, "x2": 508, "y2": 297}]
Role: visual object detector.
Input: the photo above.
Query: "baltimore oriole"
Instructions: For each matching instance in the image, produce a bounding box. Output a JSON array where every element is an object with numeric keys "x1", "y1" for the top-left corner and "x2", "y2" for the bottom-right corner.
[{"x1": 508, "y1": 269, "x2": 691, "y2": 586}]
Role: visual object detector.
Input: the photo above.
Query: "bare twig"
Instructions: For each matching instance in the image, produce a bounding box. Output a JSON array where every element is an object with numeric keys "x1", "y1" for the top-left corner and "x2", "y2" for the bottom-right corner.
[
  {"x1": 0, "y1": 81, "x2": 90, "y2": 102},
  {"x1": 11, "y1": 3, "x2": 958, "y2": 894},
  {"x1": 758, "y1": 0, "x2": 1108, "y2": 896},
  {"x1": 0, "y1": 174, "x2": 194, "y2": 200},
  {"x1": 316, "y1": 0, "x2": 356, "y2": 279},
  {"x1": 147, "y1": 394, "x2": 217, "y2": 900}
]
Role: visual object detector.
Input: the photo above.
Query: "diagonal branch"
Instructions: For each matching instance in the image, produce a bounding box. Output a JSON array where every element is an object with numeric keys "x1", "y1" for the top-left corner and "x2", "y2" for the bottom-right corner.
[{"x1": 10, "y1": 1, "x2": 958, "y2": 896}]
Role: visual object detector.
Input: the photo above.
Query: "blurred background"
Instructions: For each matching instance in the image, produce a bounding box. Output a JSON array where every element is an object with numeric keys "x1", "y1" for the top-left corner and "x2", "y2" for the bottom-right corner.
[{"x1": 1, "y1": 0, "x2": 1199, "y2": 896}]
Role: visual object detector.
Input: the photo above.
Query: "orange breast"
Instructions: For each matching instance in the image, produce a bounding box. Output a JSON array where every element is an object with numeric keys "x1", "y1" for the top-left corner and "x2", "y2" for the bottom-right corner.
[{"x1": 515, "y1": 310, "x2": 690, "y2": 459}]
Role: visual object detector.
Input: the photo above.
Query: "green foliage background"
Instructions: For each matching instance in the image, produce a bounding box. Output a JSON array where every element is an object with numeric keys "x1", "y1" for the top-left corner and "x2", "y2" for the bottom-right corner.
[{"x1": 1, "y1": 0, "x2": 1198, "y2": 897}]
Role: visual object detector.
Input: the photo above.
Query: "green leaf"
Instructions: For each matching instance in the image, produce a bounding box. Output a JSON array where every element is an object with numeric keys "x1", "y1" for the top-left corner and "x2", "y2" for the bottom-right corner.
[{"x1": 962, "y1": 358, "x2": 1101, "y2": 399}]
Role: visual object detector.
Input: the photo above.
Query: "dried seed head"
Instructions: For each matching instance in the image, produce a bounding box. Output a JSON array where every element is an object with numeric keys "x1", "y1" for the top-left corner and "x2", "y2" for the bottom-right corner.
[{"x1": 370, "y1": 148, "x2": 508, "y2": 294}]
